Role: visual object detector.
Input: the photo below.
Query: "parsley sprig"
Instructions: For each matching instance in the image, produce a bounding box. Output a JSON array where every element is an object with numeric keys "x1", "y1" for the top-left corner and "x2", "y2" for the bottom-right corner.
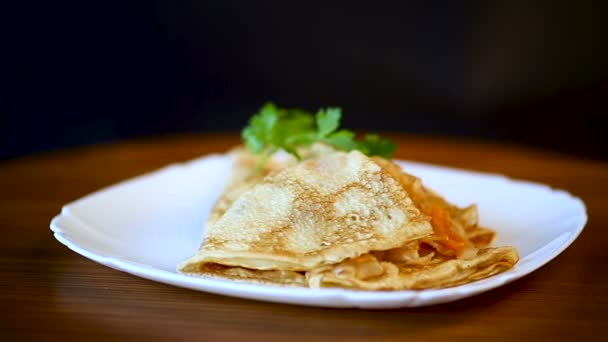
[{"x1": 241, "y1": 102, "x2": 395, "y2": 167}]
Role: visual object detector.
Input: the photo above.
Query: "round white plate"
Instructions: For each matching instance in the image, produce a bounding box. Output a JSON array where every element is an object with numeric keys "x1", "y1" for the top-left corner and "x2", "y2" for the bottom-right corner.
[{"x1": 50, "y1": 154, "x2": 587, "y2": 308}]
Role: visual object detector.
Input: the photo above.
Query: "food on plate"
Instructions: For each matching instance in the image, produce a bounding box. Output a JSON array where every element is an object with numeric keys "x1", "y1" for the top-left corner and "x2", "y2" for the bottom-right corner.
[{"x1": 178, "y1": 103, "x2": 518, "y2": 290}]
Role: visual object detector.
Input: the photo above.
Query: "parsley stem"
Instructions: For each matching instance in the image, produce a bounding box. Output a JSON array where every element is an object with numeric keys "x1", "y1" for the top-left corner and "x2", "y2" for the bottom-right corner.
[{"x1": 253, "y1": 147, "x2": 277, "y2": 175}]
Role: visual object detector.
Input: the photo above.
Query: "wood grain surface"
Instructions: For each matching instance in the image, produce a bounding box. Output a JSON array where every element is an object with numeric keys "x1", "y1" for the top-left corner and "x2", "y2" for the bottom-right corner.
[{"x1": 1, "y1": 134, "x2": 607, "y2": 340}]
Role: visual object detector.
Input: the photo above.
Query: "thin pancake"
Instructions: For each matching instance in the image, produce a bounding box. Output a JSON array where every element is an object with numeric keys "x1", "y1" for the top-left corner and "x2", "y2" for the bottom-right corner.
[
  {"x1": 302, "y1": 157, "x2": 519, "y2": 290},
  {"x1": 179, "y1": 147, "x2": 518, "y2": 290},
  {"x1": 372, "y1": 157, "x2": 495, "y2": 253},
  {"x1": 306, "y1": 246, "x2": 518, "y2": 290},
  {"x1": 207, "y1": 144, "x2": 338, "y2": 225},
  {"x1": 178, "y1": 150, "x2": 433, "y2": 275},
  {"x1": 207, "y1": 147, "x2": 297, "y2": 225},
  {"x1": 198, "y1": 264, "x2": 306, "y2": 287}
]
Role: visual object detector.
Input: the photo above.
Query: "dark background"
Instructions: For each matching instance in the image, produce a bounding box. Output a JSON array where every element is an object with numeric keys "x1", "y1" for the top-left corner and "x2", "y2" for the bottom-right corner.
[{"x1": 2, "y1": 1, "x2": 607, "y2": 160}]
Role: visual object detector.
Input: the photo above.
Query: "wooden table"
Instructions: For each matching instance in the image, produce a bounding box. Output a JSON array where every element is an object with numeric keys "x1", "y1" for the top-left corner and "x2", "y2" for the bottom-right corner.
[{"x1": 1, "y1": 134, "x2": 607, "y2": 340}]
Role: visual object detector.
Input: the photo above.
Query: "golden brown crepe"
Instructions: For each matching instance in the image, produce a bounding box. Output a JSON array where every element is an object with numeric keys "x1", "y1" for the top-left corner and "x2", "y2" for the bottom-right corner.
[
  {"x1": 178, "y1": 145, "x2": 519, "y2": 290},
  {"x1": 307, "y1": 245, "x2": 518, "y2": 290},
  {"x1": 372, "y1": 157, "x2": 497, "y2": 255},
  {"x1": 206, "y1": 147, "x2": 297, "y2": 225},
  {"x1": 179, "y1": 149, "x2": 433, "y2": 275},
  {"x1": 207, "y1": 144, "x2": 338, "y2": 225}
]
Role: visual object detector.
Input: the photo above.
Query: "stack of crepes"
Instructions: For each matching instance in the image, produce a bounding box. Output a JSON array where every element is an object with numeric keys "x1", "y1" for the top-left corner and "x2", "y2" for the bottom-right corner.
[{"x1": 178, "y1": 145, "x2": 518, "y2": 290}]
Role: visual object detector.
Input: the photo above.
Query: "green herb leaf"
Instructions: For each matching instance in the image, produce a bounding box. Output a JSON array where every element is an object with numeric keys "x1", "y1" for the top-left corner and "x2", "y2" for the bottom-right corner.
[
  {"x1": 241, "y1": 102, "x2": 280, "y2": 153},
  {"x1": 323, "y1": 129, "x2": 358, "y2": 151},
  {"x1": 241, "y1": 103, "x2": 396, "y2": 166},
  {"x1": 357, "y1": 134, "x2": 396, "y2": 159},
  {"x1": 315, "y1": 107, "x2": 341, "y2": 138}
]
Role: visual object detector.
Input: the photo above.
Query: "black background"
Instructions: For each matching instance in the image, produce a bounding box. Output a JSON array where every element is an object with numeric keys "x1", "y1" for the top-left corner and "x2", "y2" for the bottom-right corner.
[{"x1": 2, "y1": 1, "x2": 607, "y2": 159}]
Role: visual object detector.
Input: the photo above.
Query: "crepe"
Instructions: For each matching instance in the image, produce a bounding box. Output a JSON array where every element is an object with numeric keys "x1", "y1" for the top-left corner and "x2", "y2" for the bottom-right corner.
[
  {"x1": 372, "y1": 157, "x2": 496, "y2": 254},
  {"x1": 207, "y1": 144, "x2": 337, "y2": 225},
  {"x1": 178, "y1": 146, "x2": 519, "y2": 290},
  {"x1": 179, "y1": 149, "x2": 433, "y2": 277},
  {"x1": 307, "y1": 245, "x2": 518, "y2": 290},
  {"x1": 206, "y1": 147, "x2": 297, "y2": 225}
]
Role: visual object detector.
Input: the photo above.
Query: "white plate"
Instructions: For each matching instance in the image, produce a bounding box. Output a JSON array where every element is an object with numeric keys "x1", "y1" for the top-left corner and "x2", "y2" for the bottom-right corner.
[{"x1": 50, "y1": 154, "x2": 587, "y2": 308}]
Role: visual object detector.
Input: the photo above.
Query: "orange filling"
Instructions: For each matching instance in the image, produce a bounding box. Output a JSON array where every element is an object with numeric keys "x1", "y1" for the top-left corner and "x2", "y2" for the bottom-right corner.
[{"x1": 430, "y1": 206, "x2": 465, "y2": 254}]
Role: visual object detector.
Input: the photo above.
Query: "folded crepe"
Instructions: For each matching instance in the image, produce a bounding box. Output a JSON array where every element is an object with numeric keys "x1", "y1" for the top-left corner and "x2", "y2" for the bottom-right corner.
[
  {"x1": 179, "y1": 149, "x2": 433, "y2": 281},
  {"x1": 178, "y1": 146, "x2": 518, "y2": 290},
  {"x1": 306, "y1": 244, "x2": 518, "y2": 290},
  {"x1": 372, "y1": 157, "x2": 497, "y2": 254},
  {"x1": 206, "y1": 144, "x2": 337, "y2": 226},
  {"x1": 205, "y1": 147, "x2": 297, "y2": 226}
]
